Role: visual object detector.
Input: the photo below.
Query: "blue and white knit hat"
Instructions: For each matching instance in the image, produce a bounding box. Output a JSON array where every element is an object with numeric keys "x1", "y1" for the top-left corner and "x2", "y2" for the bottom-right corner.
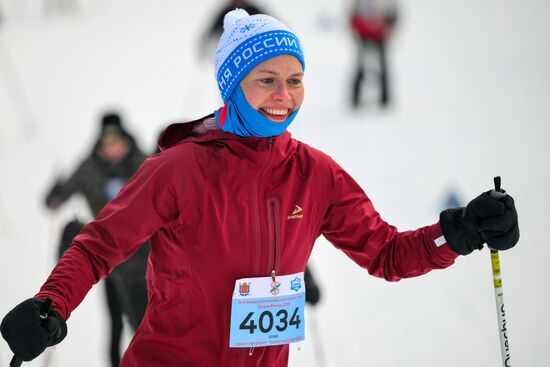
[{"x1": 214, "y1": 9, "x2": 305, "y2": 102}]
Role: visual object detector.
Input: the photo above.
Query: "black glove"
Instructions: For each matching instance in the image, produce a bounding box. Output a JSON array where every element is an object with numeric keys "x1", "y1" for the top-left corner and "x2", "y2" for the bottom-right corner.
[
  {"x1": 1, "y1": 298, "x2": 67, "y2": 361},
  {"x1": 440, "y1": 189, "x2": 519, "y2": 255},
  {"x1": 304, "y1": 267, "x2": 321, "y2": 306}
]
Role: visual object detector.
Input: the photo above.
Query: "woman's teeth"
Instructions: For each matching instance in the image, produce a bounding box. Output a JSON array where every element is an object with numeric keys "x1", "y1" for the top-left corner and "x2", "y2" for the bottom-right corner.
[{"x1": 263, "y1": 108, "x2": 289, "y2": 116}]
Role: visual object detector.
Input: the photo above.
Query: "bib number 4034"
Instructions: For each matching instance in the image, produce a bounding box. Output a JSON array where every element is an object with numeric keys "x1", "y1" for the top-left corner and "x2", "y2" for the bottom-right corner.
[{"x1": 239, "y1": 307, "x2": 301, "y2": 334}]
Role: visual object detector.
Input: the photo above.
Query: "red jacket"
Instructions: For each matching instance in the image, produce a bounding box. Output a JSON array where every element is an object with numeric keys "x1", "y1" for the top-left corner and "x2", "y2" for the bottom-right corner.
[
  {"x1": 36, "y1": 116, "x2": 458, "y2": 366},
  {"x1": 351, "y1": 14, "x2": 390, "y2": 41}
]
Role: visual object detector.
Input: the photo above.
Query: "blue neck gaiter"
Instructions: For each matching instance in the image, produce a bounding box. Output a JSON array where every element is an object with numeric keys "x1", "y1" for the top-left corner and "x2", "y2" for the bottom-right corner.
[{"x1": 214, "y1": 86, "x2": 299, "y2": 138}]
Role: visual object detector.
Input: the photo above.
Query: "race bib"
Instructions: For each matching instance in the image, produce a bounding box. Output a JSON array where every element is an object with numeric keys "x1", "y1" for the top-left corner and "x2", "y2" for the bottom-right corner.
[{"x1": 229, "y1": 272, "x2": 305, "y2": 348}]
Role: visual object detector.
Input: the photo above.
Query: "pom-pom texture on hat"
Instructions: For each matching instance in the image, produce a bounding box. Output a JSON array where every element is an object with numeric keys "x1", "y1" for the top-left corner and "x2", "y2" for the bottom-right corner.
[
  {"x1": 214, "y1": 9, "x2": 305, "y2": 102},
  {"x1": 223, "y1": 8, "x2": 249, "y2": 31}
]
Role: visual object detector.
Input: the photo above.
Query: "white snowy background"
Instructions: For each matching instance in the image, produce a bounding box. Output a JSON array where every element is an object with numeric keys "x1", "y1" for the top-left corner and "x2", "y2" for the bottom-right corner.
[{"x1": 0, "y1": 0, "x2": 549, "y2": 366}]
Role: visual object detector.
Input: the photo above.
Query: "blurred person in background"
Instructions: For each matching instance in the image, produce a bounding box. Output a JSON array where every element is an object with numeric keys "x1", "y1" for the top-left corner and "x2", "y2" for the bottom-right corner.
[
  {"x1": 43, "y1": 112, "x2": 150, "y2": 367},
  {"x1": 1, "y1": 10, "x2": 519, "y2": 367},
  {"x1": 199, "y1": 0, "x2": 267, "y2": 59},
  {"x1": 43, "y1": 0, "x2": 79, "y2": 14},
  {"x1": 350, "y1": 0, "x2": 398, "y2": 108}
]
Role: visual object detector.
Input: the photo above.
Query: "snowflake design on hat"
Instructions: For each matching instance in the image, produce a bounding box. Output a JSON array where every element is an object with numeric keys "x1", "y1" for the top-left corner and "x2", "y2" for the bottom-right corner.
[{"x1": 240, "y1": 23, "x2": 255, "y2": 33}]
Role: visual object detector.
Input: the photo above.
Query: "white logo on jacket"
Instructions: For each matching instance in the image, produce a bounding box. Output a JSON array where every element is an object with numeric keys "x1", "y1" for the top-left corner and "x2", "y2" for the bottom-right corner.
[{"x1": 287, "y1": 205, "x2": 303, "y2": 220}]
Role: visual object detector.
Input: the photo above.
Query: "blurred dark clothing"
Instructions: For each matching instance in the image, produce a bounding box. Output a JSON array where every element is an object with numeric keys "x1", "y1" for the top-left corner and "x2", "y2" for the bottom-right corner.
[
  {"x1": 199, "y1": 1, "x2": 267, "y2": 58},
  {"x1": 57, "y1": 219, "x2": 83, "y2": 260},
  {"x1": 45, "y1": 118, "x2": 146, "y2": 215},
  {"x1": 352, "y1": 39, "x2": 389, "y2": 108},
  {"x1": 350, "y1": 0, "x2": 397, "y2": 108},
  {"x1": 105, "y1": 279, "x2": 123, "y2": 367},
  {"x1": 304, "y1": 266, "x2": 321, "y2": 306},
  {"x1": 205, "y1": 1, "x2": 265, "y2": 40},
  {"x1": 45, "y1": 114, "x2": 149, "y2": 367}
]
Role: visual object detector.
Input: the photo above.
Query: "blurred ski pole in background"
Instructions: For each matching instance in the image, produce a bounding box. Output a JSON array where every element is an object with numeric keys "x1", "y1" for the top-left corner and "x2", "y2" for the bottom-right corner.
[
  {"x1": 0, "y1": 20, "x2": 38, "y2": 137},
  {"x1": 308, "y1": 309, "x2": 327, "y2": 367}
]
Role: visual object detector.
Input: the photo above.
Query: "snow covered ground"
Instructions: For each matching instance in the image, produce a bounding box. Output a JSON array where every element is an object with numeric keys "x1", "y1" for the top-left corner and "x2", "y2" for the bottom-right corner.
[{"x1": 0, "y1": 0, "x2": 549, "y2": 366}]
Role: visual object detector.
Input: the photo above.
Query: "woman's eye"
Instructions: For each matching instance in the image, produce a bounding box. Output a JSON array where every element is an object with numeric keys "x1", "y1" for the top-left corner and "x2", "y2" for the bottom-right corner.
[
  {"x1": 288, "y1": 78, "x2": 302, "y2": 86},
  {"x1": 260, "y1": 78, "x2": 274, "y2": 84}
]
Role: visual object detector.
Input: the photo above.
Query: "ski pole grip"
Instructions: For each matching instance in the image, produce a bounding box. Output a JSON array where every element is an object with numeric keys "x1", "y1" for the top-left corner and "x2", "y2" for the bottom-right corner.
[
  {"x1": 488, "y1": 176, "x2": 509, "y2": 252},
  {"x1": 10, "y1": 356, "x2": 22, "y2": 367},
  {"x1": 490, "y1": 176, "x2": 507, "y2": 200}
]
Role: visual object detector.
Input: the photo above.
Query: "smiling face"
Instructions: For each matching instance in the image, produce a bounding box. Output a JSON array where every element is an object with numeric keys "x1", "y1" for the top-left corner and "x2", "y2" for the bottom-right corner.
[{"x1": 239, "y1": 55, "x2": 304, "y2": 123}]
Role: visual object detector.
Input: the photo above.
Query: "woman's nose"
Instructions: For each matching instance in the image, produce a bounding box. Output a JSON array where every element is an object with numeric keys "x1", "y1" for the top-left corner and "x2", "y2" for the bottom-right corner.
[{"x1": 272, "y1": 83, "x2": 291, "y2": 102}]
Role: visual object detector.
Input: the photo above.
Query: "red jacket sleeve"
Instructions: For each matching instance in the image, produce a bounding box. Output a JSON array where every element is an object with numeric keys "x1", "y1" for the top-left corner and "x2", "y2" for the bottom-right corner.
[
  {"x1": 36, "y1": 154, "x2": 180, "y2": 319},
  {"x1": 320, "y1": 160, "x2": 458, "y2": 281}
]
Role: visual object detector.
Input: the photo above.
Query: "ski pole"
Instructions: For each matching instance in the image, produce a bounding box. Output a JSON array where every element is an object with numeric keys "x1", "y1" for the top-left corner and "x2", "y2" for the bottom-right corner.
[
  {"x1": 490, "y1": 250, "x2": 511, "y2": 367},
  {"x1": 9, "y1": 298, "x2": 53, "y2": 367},
  {"x1": 308, "y1": 308, "x2": 327, "y2": 367},
  {"x1": 489, "y1": 176, "x2": 511, "y2": 367}
]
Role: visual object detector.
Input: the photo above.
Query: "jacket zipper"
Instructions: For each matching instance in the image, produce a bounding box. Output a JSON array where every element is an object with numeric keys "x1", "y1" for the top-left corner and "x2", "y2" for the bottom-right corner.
[
  {"x1": 245, "y1": 138, "x2": 274, "y2": 364},
  {"x1": 267, "y1": 198, "x2": 281, "y2": 276},
  {"x1": 253, "y1": 138, "x2": 274, "y2": 275}
]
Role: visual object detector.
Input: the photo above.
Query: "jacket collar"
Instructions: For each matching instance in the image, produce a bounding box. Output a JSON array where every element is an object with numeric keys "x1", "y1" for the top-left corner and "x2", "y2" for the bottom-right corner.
[{"x1": 157, "y1": 114, "x2": 294, "y2": 153}]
